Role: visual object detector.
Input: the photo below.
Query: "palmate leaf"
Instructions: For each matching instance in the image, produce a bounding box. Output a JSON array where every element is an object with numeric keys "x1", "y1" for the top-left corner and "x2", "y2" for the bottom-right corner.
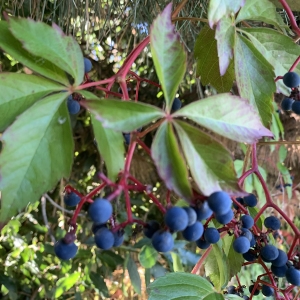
[
  {"x1": 0, "y1": 73, "x2": 64, "y2": 131},
  {"x1": 148, "y1": 272, "x2": 218, "y2": 300},
  {"x1": 208, "y1": 0, "x2": 245, "y2": 28},
  {"x1": 150, "y1": 3, "x2": 186, "y2": 112},
  {"x1": 194, "y1": 26, "x2": 235, "y2": 93},
  {"x1": 174, "y1": 94, "x2": 273, "y2": 143},
  {"x1": 151, "y1": 121, "x2": 192, "y2": 201},
  {"x1": 8, "y1": 17, "x2": 84, "y2": 86},
  {"x1": 241, "y1": 27, "x2": 300, "y2": 95},
  {"x1": 174, "y1": 121, "x2": 241, "y2": 196},
  {"x1": 0, "y1": 93, "x2": 73, "y2": 222},
  {"x1": 0, "y1": 21, "x2": 69, "y2": 86},
  {"x1": 234, "y1": 34, "x2": 276, "y2": 127},
  {"x1": 83, "y1": 98, "x2": 165, "y2": 132}
]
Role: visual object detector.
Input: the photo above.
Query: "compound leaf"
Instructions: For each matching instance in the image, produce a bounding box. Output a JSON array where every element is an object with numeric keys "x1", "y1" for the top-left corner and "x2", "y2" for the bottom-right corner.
[
  {"x1": 236, "y1": 0, "x2": 284, "y2": 29},
  {"x1": 0, "y1": 93, "x2": 73, "y2": 222},
  {"x1": 83, "y1": 98, "x2": 165, "y2": 132},
  {"x1": 0, "y1": 21, "x2": 69, "y2": 86},
  {"x1": 195, "y1": 26, "x2": 235, "y2": 93},
  {"x1": 8, "y1": 17, "x2": 84, "y2": 86},
  {"x1": 234, "y1": 34, "x2": 276, "y2": 126},
  {"x1": 0, "y1": 73, "x2": 64, "y2": 132},
  {"x1": 174, "y1": 121, "x2": 241, "y2": 196},
  {"x1": 241, "y1": 27, "x2": 300, "y2": 95},
  {"x1": 150, "y1": 3, "x2": 186, "y2": 112},
  {"x1": 151, "y1": 121, "x2": 192, "y2": 201},
  {"x1": 91, "y1": 114, "x2": 124, "y2": 181},
  {"x1": 174, "y1": 94, "x2": 273, "y2": 143},
  {"x1": 148, "y1": 272, "x2": 215, "y2": 300},
  {"x1": 208, "y1": 0, "x2": 245, "y2": 28}
]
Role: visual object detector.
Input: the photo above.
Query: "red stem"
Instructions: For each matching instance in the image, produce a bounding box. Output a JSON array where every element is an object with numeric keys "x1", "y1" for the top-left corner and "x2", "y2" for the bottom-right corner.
[{"x1": 278, "y1": 0, "x2": 300, "y2": 36}]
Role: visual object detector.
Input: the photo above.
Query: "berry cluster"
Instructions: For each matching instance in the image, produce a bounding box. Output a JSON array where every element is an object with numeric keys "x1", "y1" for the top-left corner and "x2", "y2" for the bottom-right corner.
[{"x1": 280, "y1": 71, "x2": 300, "y2": 114}]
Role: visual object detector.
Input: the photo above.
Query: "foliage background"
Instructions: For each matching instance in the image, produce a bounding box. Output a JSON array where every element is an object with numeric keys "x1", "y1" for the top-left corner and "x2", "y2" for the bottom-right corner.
[{"x1": 0, "y1": 0, "x2": 300, "y2": 299}]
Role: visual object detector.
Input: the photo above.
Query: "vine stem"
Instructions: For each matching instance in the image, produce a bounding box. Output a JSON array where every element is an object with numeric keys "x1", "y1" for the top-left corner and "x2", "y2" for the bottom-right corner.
[{"x1": 278, "y1": 0, "x2": 300, "y2": 36}]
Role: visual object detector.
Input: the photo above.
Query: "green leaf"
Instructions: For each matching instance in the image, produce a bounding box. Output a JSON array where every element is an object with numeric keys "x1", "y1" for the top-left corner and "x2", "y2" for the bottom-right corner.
[
  {"x1": 138, "y1": 245, "x2": 158, "y2": 269},
  {"x1": 269, "y1": 0, "x2": 300, "y2": 10},
  {"x1": 150, "y1": 3, "x2": 186, "y2": 112},
  {"x1": 171, "y1": 252, "x2": 184, "y2": 272},
  {"x1": 91, "y1": 114, "x2": 124, "y2": 181},
  {"x1": 127, "y1": 254, "x2": 141, "y2": 295},
  {"x1": 83, "y1": 98, "x2": 164, "y2": 132},
  {"x1": 222, "y1": 235, "x2": 244, "y2": 279},
  {"x1": 234, "y1": 34, "x2": 276, "y2": 126},
  {"x1": 174, "y1": 94, "x2": 273, "y2": 143},
  {"x1": 248, "y1": 207, "x2": 264, "y2": 230},
  {"x1": 148, "y1": 272, "x2": 215, "y2": 300},
  {"x1": 277, "y1": 163, "x2": 292, "y2": 199},
  {"x1": 54, "y1": 272, "x2": 80, "y2": 298},
  {"x1": 204, "y1": 244, "x2": 229, "y2": 291},
  {"x1": 236, "y1": 0, "x2": 284, "y2": 28},
  {"x1": 215, "y1": 16, "x2": 235, "y2": 75},
  {"x1": 151, "y1": 121, "x2": 192, "y2": 201},
  {"x1": 0, "y1": 74, "x2": 64, "y2": 131},
  {"x1": 0, "y1": 93, "x2": 73, "y2": 221},
  {"x1": 0, "y1": 21, "x2": 69, "y2": 85},
  {"x1": 203, "y1": 293, "x2": 224, "y2": 300},
  {"x1": 224, "y1": 295, "x2": 243, "y2": 300},
  {"x1": 8, "y1": 17, "x2": 84, "y2": 86},
  {"x1": 194, "y1": 26, "x2": 235, "y2": 93},
  {"x1": 89, "y1": 271, "x2": 109, "y2": 297},
  {"x1": 279, "y1": 145, "x2": 287, "y2": 163},
  {"x1": 241, "y1": 27, "x2": 300, "y2": 95},
  {"x1": 174, "y1": 121, "x2": 240, "y2": 196},
  {"x1": 208, "y1": 0, "x2": 245, "y2": 27}
]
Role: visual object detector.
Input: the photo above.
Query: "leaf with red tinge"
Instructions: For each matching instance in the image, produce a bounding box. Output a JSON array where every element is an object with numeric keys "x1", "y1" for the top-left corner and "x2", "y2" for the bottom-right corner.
[
  {"x1": 174, "y1": 94, "x2": 273, "y2": 143},
  {"x1": 174, "y1": 121, "x2": 242, "y2": 196},
  {"x1": 208, "y1": 0, "x2": 245, "y2": 28},
  {"x1": 234, "y1": 34, "x2": 276, "y2": 127},
  {"x1": 215, "y1": 16, "x2": 235, "y2": 76},
  {"x1": 150, "y1": 3, "x2": 186, "y2": 112},
  {"x1": 8, "y1": 17, "x2": 84, "y2": 86},
  {"x1": 151, "y1": 121, "x2": 192, "y2": 201}
]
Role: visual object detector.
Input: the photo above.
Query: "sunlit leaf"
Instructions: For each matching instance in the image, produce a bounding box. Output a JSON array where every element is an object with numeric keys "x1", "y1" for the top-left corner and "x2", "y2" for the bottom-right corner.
[
  {"x1": 54, "y1": 272, "x2": 80, "y2": 298},
  {"x1": 139, "y1": 245, "x2": 158, "y2": 269},
  {"x1": 150, "y1": 3, "x2": 186, "y2": 111},
  {"x1": 170, "y1": 252, "x2": 184, "y2": 272},
  {"x1": 174, "y1": 94, "x2": 273, "y2": 143}
]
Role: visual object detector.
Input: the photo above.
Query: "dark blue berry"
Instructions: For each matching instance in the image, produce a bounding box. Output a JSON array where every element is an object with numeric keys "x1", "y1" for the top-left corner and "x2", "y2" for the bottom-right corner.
[
  {"x1": 249, "y1": 284, "x2": 260, "y2": 295},
  {"x1": 143, "y1": 220, "x2": 160, "y2": 239},
  {"x1": 164, "y1": 207, "x2": 188, "y2": 232},
  {"x1": 67, "y1": 96, "x2": 80, "y2": 114},
  {"x1": 261, "y1": 245, "x2": 279, "y2": 262},
  {"x1": 264, "y1": 216, "x2": 281, "y2": 230},
  {"x1": 171, "y1": 97, "x2": 182, "y2": 112},
  {"x1": 250, "y1": 233, "x2": 256, "y2": 247},
  {"x1": 240, "y1": 228, "x2": 253, "y2": 241},
  {"x1": 182, "y1": 222, "x2": 204, "y2": 241},
  {"x1": 64, "y1": 192, "x2": 81, "y2": 206},
  {"x1": 285, "y1": 267, "x2": 300, "y2": 286},
  {"x1": 207, "y1": 191, "x2": 232, "y2": 215},
  {"x1": 271, "y1": 264, "x2": 288, "y2": 277},
  {"x1": 54, "y1": 239, "x2": 78, "y2": 260},
  {"x1": 94, "y1": 227, "x2": 114, "y2": 250},
  {"x1": 233, "y1": 236, "x2": 250, "y2": 254},
  {"x1": 243, "y1": 194, "x2": 257, "y2": 207},
  {"x1": 123, "y1": 133, "x2": 131, "y2": 145},
  {"x1": 151, "y1": 230, "x2": 174, "y2": 252},
  {"x1": 215, "y1": 209, "x2": 233, "y2": 224},
  {"x1": 183, "y1": 207, "x2": 197, "y2": 226},
  {"x1": 113, "y1": 230, "x2": 124, "y2": 247},
  {"x1": 261, "y1": 285, "x2": 274, "y2": 296},
  {"x1": 194, "y1": 201, "x2": 213, "y2": 221},
  {"x1": 233, "y1": 197, "x2": 244, "y2": 209},
  {"x1": 241, "y1": 215, "x2": 254, "y2": 229},
  {"x1": 243, "y1": 250, "x2": 257, "y2": 262},
  {"x1": 292, "y1": 101, "x2": 300, "y2": 115},
  {"x1": 204, "y1": 228, "x2": 220, "y2": 244},
  {"x1": 272, "y1": 249, "x2": 288, "y2": 267},
  {"x1": 91, "y1": 222, "x2": 107, "y2": 234},
  {"x1": 227, "y1": 285, "x2": 236, "y2": 294},
  {"x1": 88, "y1": 198, "x2": 113, "y2": 224},
  {"x1": 283, "y1": 72, "x2": 300, "y2": 88},
  {"x1": 196, "y1": 238, "x2": 211, "y2": 249},
  {"x1": 84, "y1": 57, "x2": 92, "y2": 73},
  {"x1": 281, "y1": 97, "x2": 294, "y2": 111}
]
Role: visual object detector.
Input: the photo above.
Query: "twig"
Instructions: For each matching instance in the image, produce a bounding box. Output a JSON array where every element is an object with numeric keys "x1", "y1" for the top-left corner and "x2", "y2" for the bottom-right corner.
[{"x1": 41, "y1": 196, "x2": 56, "y2": 243}]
